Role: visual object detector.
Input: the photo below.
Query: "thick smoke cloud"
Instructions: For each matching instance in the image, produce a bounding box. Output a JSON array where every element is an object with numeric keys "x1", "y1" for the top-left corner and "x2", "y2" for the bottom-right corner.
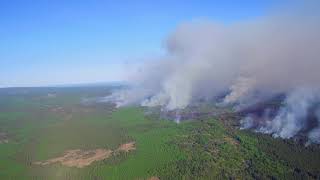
[
  {"x1": 241, "y1": 88, "x2": 320, "y2": 142},
  {"x1": 107, "y1": 2, "x2": 320, "y2": 142},
  {"x1": 308, "y1": 109, "x2": 320, "y2": 144}
]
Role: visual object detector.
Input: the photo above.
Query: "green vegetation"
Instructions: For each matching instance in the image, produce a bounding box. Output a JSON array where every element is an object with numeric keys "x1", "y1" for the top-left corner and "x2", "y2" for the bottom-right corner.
[{"x1": 0, "y1": 87, "x2": 319, "y2": 179}]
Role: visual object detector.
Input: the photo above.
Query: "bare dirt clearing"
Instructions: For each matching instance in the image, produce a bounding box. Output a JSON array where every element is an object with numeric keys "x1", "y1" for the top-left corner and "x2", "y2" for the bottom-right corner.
[
  {"x1": 148, "y1": 176, "x2": 160, "y2": 180},
  {"x1": 34, "y1": 149, "x2": 112, "y2": 168},
  {"x1": 117, "y1": 142, "x2": 136, "y2": 152},
  {"x1": 34, "y1": 142, "x2": 136, "y2": 168}
]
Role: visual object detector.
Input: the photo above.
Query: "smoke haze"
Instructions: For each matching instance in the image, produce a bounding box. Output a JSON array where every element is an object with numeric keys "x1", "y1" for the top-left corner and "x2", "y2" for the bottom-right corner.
[{"x1": 107, "y1": 2, "x2": 320, "y2": 143}]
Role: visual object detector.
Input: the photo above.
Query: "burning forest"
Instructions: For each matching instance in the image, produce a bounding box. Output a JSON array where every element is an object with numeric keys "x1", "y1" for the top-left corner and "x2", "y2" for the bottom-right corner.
[{"x1": 104, "y1": 1, "x2": 320, "y2": 145}]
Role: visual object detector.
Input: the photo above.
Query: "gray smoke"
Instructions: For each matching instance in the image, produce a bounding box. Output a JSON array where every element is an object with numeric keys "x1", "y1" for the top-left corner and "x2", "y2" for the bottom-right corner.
[
  {"x1": 106, "y1": 2, "x2": 320, "y2": 142},
  {"x1": 251, "y1": 88, "x2": 319, "y2": 138},
  {"x1": 308, "y1": 109, "x2": 320, "y2": 144}
]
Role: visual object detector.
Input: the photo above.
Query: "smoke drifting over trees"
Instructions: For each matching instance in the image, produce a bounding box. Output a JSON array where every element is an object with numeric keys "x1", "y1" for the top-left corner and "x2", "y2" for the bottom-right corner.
[{"x1": 107, "y1": 2, "x2": 320, "y2": 143}]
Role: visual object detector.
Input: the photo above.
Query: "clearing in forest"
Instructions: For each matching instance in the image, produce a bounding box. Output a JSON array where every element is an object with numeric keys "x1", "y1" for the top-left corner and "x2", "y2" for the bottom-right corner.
[{"x1": 34, "y1": 142, "x2": 136, "y2": 168}]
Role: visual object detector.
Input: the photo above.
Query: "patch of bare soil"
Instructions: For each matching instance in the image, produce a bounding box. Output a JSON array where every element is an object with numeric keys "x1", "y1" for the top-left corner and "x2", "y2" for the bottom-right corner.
[
  {"x1": 148, "y1": 177, "x2": 160, "y2": 180},
  {"x1": 34, "y1": 142, "x2": 136, "y2": 168},
  {"x1": 117, "y1": 142, "x2": 136, "y2": 152},
  {"x1": 34, "y1": 149, "x2": 112, "y2": 168}
]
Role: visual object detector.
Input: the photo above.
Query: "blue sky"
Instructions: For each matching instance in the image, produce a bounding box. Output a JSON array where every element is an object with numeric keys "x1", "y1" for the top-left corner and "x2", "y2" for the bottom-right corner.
[{"x1": 0, "y1": 0, "x2": 289, "y2": 87}]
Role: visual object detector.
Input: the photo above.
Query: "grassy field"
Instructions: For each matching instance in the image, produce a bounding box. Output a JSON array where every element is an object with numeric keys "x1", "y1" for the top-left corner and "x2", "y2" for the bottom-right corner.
[{"x1": 0, "y1": 87, "x2": 319, "y2": 179}]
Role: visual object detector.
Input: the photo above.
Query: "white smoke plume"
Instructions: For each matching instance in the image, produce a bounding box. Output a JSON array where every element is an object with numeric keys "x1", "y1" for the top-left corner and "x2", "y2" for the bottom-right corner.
[
  {"x1": 253, "y1": 88, "x2": 320, "y2": 138},
  {"x1": 308, "y1": 109, "x2": 320, "y2": 144},
  {"x1": 106, "y1": 2, "x2": 320, "y2": 142}
]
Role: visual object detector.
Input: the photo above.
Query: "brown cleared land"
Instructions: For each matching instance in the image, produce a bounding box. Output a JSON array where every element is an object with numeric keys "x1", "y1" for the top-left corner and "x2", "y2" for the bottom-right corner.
[
  {"x1": 117, "y1": 142, "x2": 136, "y2": 152},
  {"x1": 148, "y1": 176, "x2": 160, "y2": 180},
  {"x1": 34, "y1": 142, "x2": 136, "y2": 168}
]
